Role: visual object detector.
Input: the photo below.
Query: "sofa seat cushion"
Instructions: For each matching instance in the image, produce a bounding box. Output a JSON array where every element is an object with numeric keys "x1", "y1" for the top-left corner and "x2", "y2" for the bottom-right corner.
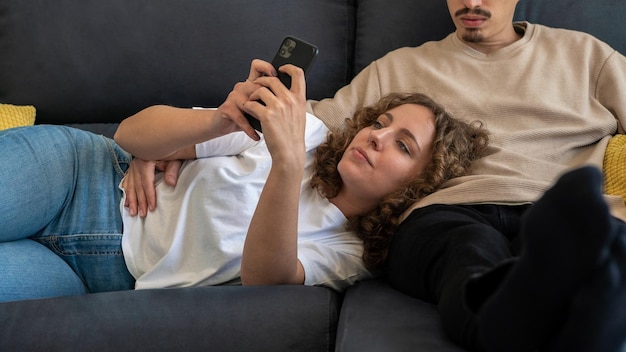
[
  {"x1": 0, "y1": 285, "x2": 340, "y2": 352},
  {"x1": 336, "y1": 279, "x2": 465, "y2": 352}
]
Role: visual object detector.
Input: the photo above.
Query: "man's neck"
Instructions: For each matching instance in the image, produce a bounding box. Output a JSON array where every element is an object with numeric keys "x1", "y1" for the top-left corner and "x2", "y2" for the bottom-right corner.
[{"x1": 460, "y1": 23, "x2": 524, "y2": 54}]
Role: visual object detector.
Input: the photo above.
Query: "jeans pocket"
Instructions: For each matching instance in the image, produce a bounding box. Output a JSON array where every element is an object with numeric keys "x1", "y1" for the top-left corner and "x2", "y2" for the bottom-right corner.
[{"x1": 102, "y1": 135, "x2": 132, "y2": 178}]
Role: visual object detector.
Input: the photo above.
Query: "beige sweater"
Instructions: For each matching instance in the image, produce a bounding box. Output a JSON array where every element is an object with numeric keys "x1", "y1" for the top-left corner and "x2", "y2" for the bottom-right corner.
[{"x1": 307, "y1": 22, "x2": 626, "y2": 220}]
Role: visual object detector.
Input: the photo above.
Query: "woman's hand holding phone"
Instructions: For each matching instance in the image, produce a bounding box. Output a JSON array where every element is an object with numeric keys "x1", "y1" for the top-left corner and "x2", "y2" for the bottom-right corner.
[
  {"x1": 214, "y1": 59, "x2": 276, "y2": 141},
  {"x1": 245, "y1": 64, "x2": 308, "y2": 167},
  {"x1": 243, "y1": 36, "x2": 318, "y2": 133},
  {"x1": 240, "y1": 64, "x2": 309, "y2": 287},
  {"x1": 217, "y1": 36, "x2": 317, "y2": 139}
]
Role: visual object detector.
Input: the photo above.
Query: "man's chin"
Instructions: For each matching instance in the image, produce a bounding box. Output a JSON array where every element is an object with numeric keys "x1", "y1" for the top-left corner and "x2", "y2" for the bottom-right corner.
[{"x1": 461, "y1": 30, "x2": 484, "y2": 43}]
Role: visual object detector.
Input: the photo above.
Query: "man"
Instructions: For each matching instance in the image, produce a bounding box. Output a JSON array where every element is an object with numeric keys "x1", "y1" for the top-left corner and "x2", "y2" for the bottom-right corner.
[
  {"x1": 135, "y1": 0, "x2": 626, "y2": 350},
  {"x1": 303, "y1": 0, "x2": 626, "y2": 351}
]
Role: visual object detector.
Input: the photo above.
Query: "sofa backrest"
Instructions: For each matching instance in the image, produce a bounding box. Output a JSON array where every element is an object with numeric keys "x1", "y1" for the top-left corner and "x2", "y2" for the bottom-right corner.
[
  {"x1": 353, "y1": 0, "x2": 454, "y2": 75},
  {"x1": 0, "y1": 0, "x2": 624, "y2": 126},
  {"x1": 353, "y1": 0, "x2": 625, "y2": 75},
  {"x1": 0, "y1": 0, "x2": 356, "y2": 125},
  {"x1": 513, "y1": 0, "x2": 626, "y2": 55}
]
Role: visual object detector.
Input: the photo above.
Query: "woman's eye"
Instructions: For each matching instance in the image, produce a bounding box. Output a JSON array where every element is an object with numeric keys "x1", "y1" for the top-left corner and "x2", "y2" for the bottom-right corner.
[
  {"x1": 372, "y1": 121, "x2": 383, "y2": 129},
  {"x1": 397, "y1": 141, "x2": 410, "y2": 154}
]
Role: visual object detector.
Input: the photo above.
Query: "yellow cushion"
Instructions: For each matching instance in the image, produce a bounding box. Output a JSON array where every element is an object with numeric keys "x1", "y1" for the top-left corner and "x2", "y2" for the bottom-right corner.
[
  {"x1": 0, "y1": 103, "x2": 36, "y2": 131},
  {"x1": 603, "y1": 134, "x2": 626, "y2": 204}
]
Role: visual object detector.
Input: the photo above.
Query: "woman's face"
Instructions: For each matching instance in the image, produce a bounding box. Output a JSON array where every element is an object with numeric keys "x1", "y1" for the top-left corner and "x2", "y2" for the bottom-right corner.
[{"x1": 337, "y1": 103, "x2": 436, "y2": 206}]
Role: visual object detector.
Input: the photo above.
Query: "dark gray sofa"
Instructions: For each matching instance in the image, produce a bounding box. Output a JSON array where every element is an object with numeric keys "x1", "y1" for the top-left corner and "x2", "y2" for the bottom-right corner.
[{"x1": 0, "y1": 0, "x2": 624, "y2": 351}]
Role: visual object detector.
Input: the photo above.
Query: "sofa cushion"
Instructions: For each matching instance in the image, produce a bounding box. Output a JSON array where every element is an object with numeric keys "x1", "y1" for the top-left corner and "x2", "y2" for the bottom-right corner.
[
  {"x1": 0, "y1": 103, "x2": 35, "y2": 130},
  {"x1": 353, "y1": 0, "x2": 454, "y2": 75},
  {"x1": 604, "y1": 135, "x2": 626, "y2": 204},
  {"x1": 336, "y1": 279, "x2": 465, "y2": 352},
  {"x1": 0, "y1": 285, "x2": 340, "y2": 351},
  {"x1": 0, "y1": 0, "x2": 355, "y2": 125}
]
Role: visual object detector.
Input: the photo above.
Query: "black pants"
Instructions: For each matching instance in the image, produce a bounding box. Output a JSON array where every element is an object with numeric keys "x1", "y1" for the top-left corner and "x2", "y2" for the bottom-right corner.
[{"x1": 386, "y1": 203, "x2": 532, "y2": 351}]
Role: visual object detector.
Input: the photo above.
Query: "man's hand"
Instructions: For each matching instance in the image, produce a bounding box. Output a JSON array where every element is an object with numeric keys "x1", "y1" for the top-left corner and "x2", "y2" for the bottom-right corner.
[{"x1": 122, "y1": 158, "x2": 182, "y2": 217}]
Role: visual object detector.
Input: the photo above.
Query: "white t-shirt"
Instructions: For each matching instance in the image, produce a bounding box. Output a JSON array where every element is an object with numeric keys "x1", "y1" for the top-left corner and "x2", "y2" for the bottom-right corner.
[{"x1": 120, "y1": 113, "x2": 372, "y2": 291}]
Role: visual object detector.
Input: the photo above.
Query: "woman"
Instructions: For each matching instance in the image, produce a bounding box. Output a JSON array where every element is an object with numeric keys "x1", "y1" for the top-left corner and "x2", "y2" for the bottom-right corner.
[{"x1": 0, "y1": 63, "x2": 488, "y2": 301}]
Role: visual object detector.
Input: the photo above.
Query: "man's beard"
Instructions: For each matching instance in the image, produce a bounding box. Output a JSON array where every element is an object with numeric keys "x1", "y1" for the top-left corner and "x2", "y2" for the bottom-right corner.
[
  {"x1": 455, "y1": 7, "x2": 490, "y2": 43},
  {"x1": 462, "y1": 29, "x2": 484, "y2": 43}
]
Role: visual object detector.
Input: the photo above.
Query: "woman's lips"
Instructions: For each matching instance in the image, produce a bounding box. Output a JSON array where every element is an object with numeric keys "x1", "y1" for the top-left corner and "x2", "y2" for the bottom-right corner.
[{"x1": 353, "y1": 147, "x2": 372, "y2": 166}]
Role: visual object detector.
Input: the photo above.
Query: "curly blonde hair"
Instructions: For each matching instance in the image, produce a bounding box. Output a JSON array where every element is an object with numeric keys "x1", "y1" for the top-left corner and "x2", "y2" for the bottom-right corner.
[{"x1": 310, "y1": 92, "x2": 489, "y2": 269}]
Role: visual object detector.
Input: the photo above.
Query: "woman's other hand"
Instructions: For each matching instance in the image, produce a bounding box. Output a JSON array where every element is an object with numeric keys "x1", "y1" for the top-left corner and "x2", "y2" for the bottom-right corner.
[{"x1": 122, "y1": 158, "x2": 182, "y2": 217}]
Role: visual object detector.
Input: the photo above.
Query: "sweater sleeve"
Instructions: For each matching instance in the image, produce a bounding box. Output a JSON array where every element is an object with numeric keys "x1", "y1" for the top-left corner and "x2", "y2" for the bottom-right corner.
[{"x1": 596, "y1": 50, "x2": 626, "y2": 133}]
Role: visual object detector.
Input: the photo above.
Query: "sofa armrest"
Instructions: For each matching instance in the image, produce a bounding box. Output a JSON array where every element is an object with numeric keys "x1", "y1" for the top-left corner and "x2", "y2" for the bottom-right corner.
[{"x1": 0, "y1": 285, "x2": 340, "y2": 351}]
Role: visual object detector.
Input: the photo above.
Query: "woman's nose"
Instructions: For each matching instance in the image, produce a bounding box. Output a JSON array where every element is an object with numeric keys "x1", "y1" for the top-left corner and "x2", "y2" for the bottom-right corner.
[{"x1": 368, "y1": 129, "x2": 391, "y2": 150}]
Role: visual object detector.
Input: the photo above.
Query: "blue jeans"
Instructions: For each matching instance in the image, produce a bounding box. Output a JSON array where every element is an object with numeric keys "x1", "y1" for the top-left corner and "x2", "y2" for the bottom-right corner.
[{"x1": 0, "y1": 125, "x2": 135, "y2": 302}]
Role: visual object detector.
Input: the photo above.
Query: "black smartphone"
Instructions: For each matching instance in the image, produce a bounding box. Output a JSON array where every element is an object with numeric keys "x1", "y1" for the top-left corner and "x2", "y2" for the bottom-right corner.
[{"x1": 244, "y1": 36, "x2": 319, "y2": 132}]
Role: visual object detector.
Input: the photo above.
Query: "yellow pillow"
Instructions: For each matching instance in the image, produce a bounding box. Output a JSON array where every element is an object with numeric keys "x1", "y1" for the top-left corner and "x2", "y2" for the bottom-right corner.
[
  {"x1": 603, "y1": 134, "x2": 626, "y2": 204},
  {"x1": 0, "y1": 103, "x2": 36, "y2": 130}
]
